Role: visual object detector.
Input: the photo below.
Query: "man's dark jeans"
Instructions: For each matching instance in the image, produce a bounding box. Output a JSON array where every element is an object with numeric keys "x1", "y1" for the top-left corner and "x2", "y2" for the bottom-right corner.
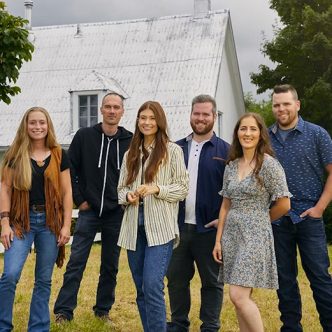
[
  {"x1": 272, "y1": 216, "x2": 332, "y2": 332},
  {"x1": 54, "y1": 207, "x2": 122, "y2": 320},
  {"x1": 166, "y1": 224, "x2": 223, "y2": 332}
]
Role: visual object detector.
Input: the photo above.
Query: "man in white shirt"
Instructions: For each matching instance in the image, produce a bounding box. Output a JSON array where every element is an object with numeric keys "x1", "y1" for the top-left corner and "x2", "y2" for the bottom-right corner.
[{"x1": 167, "y1": 95, "x2": 229, "y2": 332}]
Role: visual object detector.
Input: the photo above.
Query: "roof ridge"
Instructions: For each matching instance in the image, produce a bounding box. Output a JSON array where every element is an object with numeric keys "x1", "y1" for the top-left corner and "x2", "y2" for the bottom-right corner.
[{"x1": 30, "y1": 9, "x2": 229, "y2": 30}]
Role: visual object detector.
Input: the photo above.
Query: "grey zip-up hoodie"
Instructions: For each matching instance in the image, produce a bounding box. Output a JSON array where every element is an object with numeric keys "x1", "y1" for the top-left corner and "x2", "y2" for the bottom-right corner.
[{"x1": 68, "y1": 123, "x2": 132, "y2": 217}]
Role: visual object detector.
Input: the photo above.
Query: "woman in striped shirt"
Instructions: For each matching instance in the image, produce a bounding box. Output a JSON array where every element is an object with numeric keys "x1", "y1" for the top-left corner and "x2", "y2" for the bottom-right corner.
[{"x1": 117, "y1": 101, "x2": 189, "y2": 332}]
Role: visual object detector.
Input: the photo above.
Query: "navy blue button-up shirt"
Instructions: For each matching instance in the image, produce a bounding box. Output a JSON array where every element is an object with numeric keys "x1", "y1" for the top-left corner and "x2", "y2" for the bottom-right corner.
[
  {"x1": 269, "y1": 116, "x2": 332, "y2": 224},
  {"x1": 176, "y1": 133, "x2": 229, "y2": 232}
]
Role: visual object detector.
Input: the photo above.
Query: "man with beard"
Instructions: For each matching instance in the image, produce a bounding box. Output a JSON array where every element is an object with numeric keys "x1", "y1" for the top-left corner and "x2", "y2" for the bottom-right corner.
[
  {"x1": 167, "y1": 95, "x2": 229, "y2": 332},
  {"x1": 269, "y1": 84, "x2": 332, "y2": 332}
]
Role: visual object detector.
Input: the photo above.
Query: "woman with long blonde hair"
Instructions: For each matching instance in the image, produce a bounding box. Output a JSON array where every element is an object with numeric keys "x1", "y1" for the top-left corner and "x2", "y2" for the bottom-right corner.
[
  {"x1": 117, "y1": 101, "x2": 188, "y2": 331},
  {"x1": 0, "y1": 107, "x2": 72, "y2": 331}
]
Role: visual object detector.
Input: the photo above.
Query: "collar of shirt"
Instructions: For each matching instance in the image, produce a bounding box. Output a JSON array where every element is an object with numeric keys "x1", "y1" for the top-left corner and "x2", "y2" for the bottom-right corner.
[
  {"x1": 185, "y1": 132, "x2": 218, "y2": 146},
  {"x1": 270, "y1": 116, "x2": 305, "y2": 136}
]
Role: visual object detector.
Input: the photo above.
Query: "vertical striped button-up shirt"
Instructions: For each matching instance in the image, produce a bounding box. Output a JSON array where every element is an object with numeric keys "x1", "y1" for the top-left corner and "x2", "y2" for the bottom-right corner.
[{"x1": 117, "y1": 142, "x2": 189, "y2": 250}]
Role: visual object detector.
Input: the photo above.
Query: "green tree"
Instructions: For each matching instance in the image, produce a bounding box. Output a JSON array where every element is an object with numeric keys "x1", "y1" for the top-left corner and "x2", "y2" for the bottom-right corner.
[
  {"x1": 251, "y1": 1, "x2": 332, "y2": 241},
  {"x1": 244, "y1": 93, "x2": 275, "y2": 127},
  {"x1": 251, "y1": 0, "x2": 332, "y2": 135},
  {"x1": 0, "y1": 2, "x2": 34, "y2": 104}
]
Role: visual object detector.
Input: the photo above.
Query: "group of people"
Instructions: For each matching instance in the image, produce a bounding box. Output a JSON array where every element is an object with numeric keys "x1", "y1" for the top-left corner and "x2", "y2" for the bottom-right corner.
[{"x1": 0, "y1": 84, "x2": 331, "y2": 332}]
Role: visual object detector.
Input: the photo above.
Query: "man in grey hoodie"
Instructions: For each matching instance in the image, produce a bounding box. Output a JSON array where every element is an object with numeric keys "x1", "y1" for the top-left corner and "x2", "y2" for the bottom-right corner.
[{"x1": 54, "y1": 92, "x2": 132, "y2": 323}]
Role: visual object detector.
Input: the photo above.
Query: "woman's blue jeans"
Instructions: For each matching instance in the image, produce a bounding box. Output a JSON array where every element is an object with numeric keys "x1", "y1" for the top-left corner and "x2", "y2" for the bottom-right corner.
[
  {"x1": 0, "y1": 211, "x2": 58, "y2": 332},
  {"x1": 127, "y1": 209, "x2": 173, "y2": 332}
]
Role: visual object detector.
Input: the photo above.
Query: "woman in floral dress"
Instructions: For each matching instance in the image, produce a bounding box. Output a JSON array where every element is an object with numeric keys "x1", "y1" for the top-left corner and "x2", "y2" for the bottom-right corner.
[{"x1": 213, "y1": 113, "x2": 291, "y2": 332}]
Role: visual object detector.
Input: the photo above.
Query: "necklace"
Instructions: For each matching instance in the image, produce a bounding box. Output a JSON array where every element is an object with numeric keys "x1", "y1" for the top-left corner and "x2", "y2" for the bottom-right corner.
[
  {"x1": 35, "y1": 160, "x2": 46, "y2": 167},
  {"x1": 31, "y1": 150, "x2": 49, "y2": 167},
  {"x1": 143, "y1": 139, "x2": 155, "y2": 150}
]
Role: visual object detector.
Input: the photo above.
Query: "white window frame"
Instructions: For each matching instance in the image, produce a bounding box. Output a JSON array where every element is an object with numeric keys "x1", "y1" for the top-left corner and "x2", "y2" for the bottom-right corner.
[{"x1": 70, "y1": 90, "x2": 106, "y2": 132}]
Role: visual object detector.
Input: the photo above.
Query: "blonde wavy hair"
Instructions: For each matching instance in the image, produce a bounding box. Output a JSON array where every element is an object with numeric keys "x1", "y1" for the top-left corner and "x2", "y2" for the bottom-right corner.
[{"x1": 1, "y1": 107, "x2": 59, "y2": 190}]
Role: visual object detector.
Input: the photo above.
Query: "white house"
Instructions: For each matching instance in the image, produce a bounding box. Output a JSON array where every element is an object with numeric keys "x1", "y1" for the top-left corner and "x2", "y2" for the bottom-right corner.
[{"x1": 0, "y1": 0, "x2": 245, "y2": 156}]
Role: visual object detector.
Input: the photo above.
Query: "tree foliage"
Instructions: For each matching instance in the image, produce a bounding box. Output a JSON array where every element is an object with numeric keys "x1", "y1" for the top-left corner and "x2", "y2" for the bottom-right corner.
[
  {"x1": 0, "y1": 2, "x2": 34, "y2": 104},
  {"x1": 244, "y1": 93, "x2": 274, "y2": 127},
  {"x1": 251, "y1": 0, "x2": 332, "y2": 135}
]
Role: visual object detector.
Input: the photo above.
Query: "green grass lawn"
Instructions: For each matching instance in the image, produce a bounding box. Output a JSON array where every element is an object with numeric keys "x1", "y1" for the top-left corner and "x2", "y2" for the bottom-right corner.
[{"x1": 1, "y1": 244, "x2": 331, "y2": 331}]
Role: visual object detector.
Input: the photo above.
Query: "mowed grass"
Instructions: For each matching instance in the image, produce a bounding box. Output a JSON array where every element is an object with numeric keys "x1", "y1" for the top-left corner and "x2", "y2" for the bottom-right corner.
[{"x1": 1, "y1": 244, "x2": 331, "y2": 332}]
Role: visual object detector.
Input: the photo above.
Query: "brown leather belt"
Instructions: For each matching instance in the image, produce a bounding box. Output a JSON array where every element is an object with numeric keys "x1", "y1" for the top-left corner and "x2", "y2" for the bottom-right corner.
[{"x1": 30, "y1": 204, "x2": 46, "y2": 212}]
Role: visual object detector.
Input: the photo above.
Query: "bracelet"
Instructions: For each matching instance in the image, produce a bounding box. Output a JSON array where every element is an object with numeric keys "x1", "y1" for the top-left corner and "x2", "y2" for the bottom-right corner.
[{"x1": 0, "y1": 211, "x2": 10, "y2": 219}]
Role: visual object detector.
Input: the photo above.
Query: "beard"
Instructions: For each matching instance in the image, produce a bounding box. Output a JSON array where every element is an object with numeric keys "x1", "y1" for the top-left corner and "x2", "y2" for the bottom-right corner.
[
  {"x1": 275, "y1": 112, "x2": 298, "y2": 129},
  {"x1": 190, "y1": 120, "x2": 214, "y2": 136}
]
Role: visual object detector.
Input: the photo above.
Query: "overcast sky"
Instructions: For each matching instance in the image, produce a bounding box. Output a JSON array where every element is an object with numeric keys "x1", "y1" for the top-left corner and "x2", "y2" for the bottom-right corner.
[{"x1": 6, "y1": 0, "x2": 279, "y2": 101}]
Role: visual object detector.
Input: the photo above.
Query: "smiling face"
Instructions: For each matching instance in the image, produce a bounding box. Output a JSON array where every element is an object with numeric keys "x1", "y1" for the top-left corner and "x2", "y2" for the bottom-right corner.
[
  {"x1": 27, "y1": 111, "x2": 48, "y2": 142},
  {"x1": 190, "y1": 102, "x2": 216, "y2": 136},
  {"x1": 138, "y1": 108, "x2": 158, "y2": 139},
  {"x1": 237, "y1": 116, "x2": 261, "y2": 151},
  {"x1": 272, "y1": 91, "x2": 300, "y2": 129}
]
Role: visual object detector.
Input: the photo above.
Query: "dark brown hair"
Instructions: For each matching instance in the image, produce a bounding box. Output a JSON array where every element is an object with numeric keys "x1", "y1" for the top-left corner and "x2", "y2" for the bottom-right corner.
[
  {"x1": 125, "y1": 101, "x2": 169, "y2": 185},
  {"x1": 228, "y1": 112, "x2": 274, "y2": 184},
  {"x1": 273, "y1": 84, "x2": 298, "y2": 100}
]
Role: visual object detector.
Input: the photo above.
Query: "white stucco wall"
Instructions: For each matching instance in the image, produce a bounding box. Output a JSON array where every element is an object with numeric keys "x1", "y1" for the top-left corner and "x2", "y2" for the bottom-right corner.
[{"x1": 215, "y1": 20, "x2": 245, "y2": 143}]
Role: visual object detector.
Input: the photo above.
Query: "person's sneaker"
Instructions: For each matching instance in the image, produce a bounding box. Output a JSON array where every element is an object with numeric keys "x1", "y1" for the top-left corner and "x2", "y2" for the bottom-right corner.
[{"x1": 55, "y1": 313, "x2": 70, "y2": 324}]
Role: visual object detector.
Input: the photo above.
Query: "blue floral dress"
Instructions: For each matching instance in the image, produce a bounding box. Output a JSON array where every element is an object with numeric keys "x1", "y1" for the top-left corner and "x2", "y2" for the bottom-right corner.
[{"x1": 219, "y1": 155, "x2": 291, "y2": 289}]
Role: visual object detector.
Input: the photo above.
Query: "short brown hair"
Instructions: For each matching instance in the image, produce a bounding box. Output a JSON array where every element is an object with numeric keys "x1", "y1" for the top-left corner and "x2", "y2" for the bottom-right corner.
[
  {"x1": 191, "y1": 94, "x2": 216, "y2": 113},
  {"x1": 273, "y1": 84, "x2": 298, "y2": 100},
  {"x1": 101, "y1": 92, "x2": 125, "y2": 107}
]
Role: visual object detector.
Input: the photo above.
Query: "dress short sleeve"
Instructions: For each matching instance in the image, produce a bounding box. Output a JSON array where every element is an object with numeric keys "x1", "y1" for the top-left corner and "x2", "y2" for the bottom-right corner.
[
  {"x1": 261, "y1": 156, "x2": 292, "y2": 201},
  {"x1": 219, "y1": 163, "x2": 231, "y2": 198}
]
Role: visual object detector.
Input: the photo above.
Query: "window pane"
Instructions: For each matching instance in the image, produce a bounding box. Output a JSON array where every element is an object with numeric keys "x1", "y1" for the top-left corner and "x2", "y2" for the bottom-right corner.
[
  {"x1": 90, "y1": 105, "x2": 98, "y2": 117},
  {"x1": 80, "y1": 106, "x2": 87, "y2": 117},
  {"x1": 90, "y1": 116, "x2": 98, "y2": 126},
  {"x1": 78, "y1": 94, "x2": 99, "y2": 129},
  {"x1": 79, "y1": 95, "x2": 87, "y2": 107},
  {"x1": 90, "y1": 95, "x2": 98, "y2": 107},
  {"x1": 79, "y1": 116, "x2": 88, "y2": 128}
]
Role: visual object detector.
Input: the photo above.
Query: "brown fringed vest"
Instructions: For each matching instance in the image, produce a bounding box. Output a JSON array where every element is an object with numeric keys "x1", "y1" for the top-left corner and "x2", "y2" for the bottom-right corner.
[{"x1": 9, "y1": 147, "x2": 66, "y2": 267}]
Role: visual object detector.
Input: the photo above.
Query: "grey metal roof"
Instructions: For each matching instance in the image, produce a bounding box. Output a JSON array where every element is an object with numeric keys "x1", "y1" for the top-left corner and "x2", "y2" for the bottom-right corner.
[{"x1": 0, "y1": 10, "x2": 231, "y2": 146}]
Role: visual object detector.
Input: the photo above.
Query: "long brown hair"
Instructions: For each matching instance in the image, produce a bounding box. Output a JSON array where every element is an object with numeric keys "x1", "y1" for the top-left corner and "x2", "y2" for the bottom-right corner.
[
  {"x1": 125, "y1": 101, "x2": 169, "y2": 185},
  {"x1": 228, "y1": 112, "x2": 274, "y2": 184},
  {"x1": 1, "y1": 106, "x2": 59, "y2": 190}
]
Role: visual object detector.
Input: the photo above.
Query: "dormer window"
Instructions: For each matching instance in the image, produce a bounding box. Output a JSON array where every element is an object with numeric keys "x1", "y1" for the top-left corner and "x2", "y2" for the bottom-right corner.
[
  {"x1": 71, "y1": 90, "x2": 105, "y2": 132},
  {"x1": 69, "y1": 71, "x2": 129, "y2": 133},
  {"x1": 79, "y1": 94, "x2": 98, "y2": 128}
]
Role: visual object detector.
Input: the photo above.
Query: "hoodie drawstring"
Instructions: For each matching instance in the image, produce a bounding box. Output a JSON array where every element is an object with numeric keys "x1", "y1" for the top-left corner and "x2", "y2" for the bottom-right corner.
[
  {"x1": 98, "y1": 133, "x2": 121, "y2": 216},
  {"x1": 99, "y1": 137, "x2": 113, "y2": 216},
  {"x1": 98, "y1": 133, "x2": 105, "y2": 168},
  {"x1": 117, "y1": 140, "x2": 120, "y2": 170}
]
